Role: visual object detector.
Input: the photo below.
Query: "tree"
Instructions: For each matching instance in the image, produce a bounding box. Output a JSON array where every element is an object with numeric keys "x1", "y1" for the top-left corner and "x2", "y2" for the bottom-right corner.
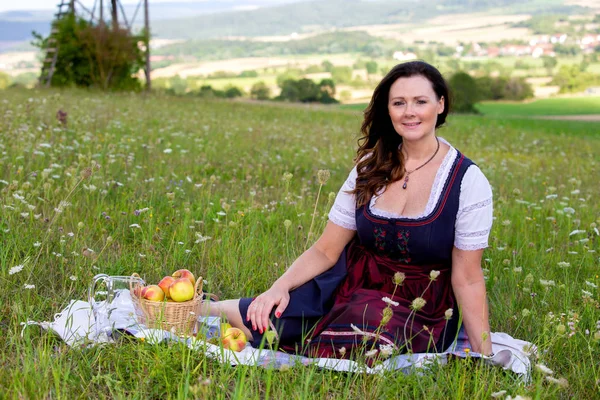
[
  {"x1": 365, "y1": 60, "x2": 378, "y2": 75},
  {"x1": 250, "y1": 81, "x2": 271, "y2": 100},
  {"x1": 321, "y1": 60, "x2": 334, "y2": 72},
  {"x1": 542, "y1": 56, "x2": 557, "y2": 76},
  {"x1": 449, "y1": 71, "x2": 479, "y2": 113},
  {"x1": 32, "y1": 14, "x2": 144, "y2": 90},
  {"x1": 224, "y1": 85, "x2": 243, "y2": 98}
]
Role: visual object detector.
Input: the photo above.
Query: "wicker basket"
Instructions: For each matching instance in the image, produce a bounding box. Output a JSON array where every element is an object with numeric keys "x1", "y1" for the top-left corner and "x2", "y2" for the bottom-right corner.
[{"x1": 129, "y1": 272, "x2": 204, "y2": 336}]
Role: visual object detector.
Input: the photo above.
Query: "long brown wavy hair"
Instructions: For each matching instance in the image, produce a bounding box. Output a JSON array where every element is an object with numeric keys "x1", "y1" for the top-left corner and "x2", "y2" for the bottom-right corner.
[{"x1": 351, "y1": 61, "x2": 451, "y2": 207}]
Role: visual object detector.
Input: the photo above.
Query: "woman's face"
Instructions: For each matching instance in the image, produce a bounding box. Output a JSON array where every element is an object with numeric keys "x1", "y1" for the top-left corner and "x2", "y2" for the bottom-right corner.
[{"x1": 387, "y1": 75, "x2": 445, "y2": 142}]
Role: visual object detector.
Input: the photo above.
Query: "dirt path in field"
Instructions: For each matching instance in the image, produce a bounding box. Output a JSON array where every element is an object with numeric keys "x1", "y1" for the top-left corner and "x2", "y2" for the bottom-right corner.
[{"x1": 536, "y1": 115, "x2": 600, "y2": 122}]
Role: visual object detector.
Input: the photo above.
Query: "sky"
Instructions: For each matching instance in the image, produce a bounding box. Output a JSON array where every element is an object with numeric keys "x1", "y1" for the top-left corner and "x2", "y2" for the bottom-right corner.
[{"x1": 0, "y1": 0, "x2": 293, "y2": 13}]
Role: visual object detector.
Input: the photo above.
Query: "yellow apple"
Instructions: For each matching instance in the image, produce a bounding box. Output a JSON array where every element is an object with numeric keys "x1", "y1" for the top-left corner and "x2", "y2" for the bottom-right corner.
[
  {"x1": 169, "y1": 278, "x2": 194, "y2": 302},
  {"x1": 172, "y1": 269, "x2": 195, "y2": 286},
  {"x1": 220, "y1": 322, "x2": 232, "y2": 337},
  {"x1": 158, "y1": 276, "x2": 176, "y2": 298},
  {"x1": 221, "y1": 327, "x2": 247, "y2": 352},
  {"x1": 141, "y1": 285, "x2": 165, "y2": 302}
]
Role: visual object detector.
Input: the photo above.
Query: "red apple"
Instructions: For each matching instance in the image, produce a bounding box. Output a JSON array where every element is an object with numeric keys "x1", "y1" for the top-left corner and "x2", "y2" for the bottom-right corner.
[
  {"x1": 169, "y1": 278, "x2": 194, "y2": 302},
  {"x1": 172, "y1": 269, "x2": 195, "y2": 286},
  {"x1": 158, "y1": 276, "x2": 176, "y2": 298},
  {"x1": 222, "y1": 327, "x2": 247, "y2": 352},
  {"x1": 141, "y1": 285, "x2": 165, "y2": 302}
]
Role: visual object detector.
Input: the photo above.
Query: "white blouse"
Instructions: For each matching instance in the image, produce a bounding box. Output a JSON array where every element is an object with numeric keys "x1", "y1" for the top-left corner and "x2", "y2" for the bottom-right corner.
[{"x1": 328, "y1": 139, "x2": 493, "y2": 251}]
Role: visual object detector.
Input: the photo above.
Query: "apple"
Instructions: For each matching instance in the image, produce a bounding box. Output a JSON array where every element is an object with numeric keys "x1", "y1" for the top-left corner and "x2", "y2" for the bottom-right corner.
[
  {"x1": 172, "y1": 269, "x2": 195, "y2": 286},
  {"x1": 158, "y1": 276, "x2": 176, "y2": 298},
  {"x1": 220, "y1": 322, "x2": 232, "y2": 337},
  {"x1": 221, "y1": 327, "x2": 247, "y2": 352},
  {"x1": 169, "y1": 277, "x2": 194, "y2": 302},
  {"x1": 141, "y1": 285, "x2": 165, "y2": 302}
]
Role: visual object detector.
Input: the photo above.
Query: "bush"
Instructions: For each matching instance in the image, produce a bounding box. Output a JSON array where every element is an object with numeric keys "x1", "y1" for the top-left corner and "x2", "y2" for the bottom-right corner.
[
  {"x1": 475, "y1": 75, "x2": 534, "y2": 101},
  {"x1": 277, "y1": 78, "x2": 339, "y2": 104},
  {"x1": 250, "y1": 81, "x2": 271, "y2": 100},
  {"x1": 449, "y1": 71, "x2": 479, "y2": 113},
  {"x1": 238, "y1": 70, "x2": 258, "y2": 78}
]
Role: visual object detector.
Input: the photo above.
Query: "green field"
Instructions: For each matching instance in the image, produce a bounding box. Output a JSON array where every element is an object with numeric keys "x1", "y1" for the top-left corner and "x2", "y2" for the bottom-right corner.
[
  {"x1": 476, "y1": 97, "x2": 600, "y2": 117},
  {"x1": 342, "y1": 96, "x2": 600, "y2": 119},
  {"x1": 1, "y1": 89, "x2": 599, "y2": 398}
]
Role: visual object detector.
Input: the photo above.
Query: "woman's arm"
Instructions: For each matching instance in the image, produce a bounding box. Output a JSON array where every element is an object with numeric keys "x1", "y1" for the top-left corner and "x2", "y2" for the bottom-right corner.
[
  {"x1": 247, "y1": 221, "x2": 355, "y2": 333},
  {"x1": 451, "y1": 246, "x2": 493, "y2": 356}
]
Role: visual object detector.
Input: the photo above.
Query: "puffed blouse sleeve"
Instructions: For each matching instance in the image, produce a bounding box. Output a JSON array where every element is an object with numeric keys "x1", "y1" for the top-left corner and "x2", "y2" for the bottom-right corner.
[
  {"x1": 455, "y1": 165, "x2": 494, "y2": 251},
  {"x1": 328, "y1": 166, "x2": 358, "y2": 231}
]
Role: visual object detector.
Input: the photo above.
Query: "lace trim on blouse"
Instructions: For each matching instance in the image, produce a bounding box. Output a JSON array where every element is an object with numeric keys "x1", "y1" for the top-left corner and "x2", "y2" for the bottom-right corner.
[
  {"x1": 455, "y1": 242, "x2": 489, "y2": 251},
  {"x1": 458, "y1": 197, "x2": 492, "y2": 216},
  {"x1": 328, "y1": 213, "x2": 356, "y2": 230},
  {"x1": 333, "y1": 202, "x2": 355, "y2": 218},
  {"x1": 370, "y1": 142, "x2": 457, "y2": 220},
  {"x1": 456, "y1": 228, "x2": 491, "y2": 238}
]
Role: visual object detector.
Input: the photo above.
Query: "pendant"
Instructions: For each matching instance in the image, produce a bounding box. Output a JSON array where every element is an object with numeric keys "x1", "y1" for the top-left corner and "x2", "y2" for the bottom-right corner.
[{"x1": 402, "y1": 175, "x2": 409, "y2": 189}]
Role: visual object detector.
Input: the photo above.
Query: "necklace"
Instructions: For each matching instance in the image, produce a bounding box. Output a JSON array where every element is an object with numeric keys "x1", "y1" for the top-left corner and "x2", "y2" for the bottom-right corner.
[{"x1": 402, "y1": 137, "x2": 440, "y2": 190}]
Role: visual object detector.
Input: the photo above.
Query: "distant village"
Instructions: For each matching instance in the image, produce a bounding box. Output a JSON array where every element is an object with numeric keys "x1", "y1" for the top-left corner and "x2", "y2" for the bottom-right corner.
[{"x1": 393, "y1": 33, "x2": 600, "y2": 61}]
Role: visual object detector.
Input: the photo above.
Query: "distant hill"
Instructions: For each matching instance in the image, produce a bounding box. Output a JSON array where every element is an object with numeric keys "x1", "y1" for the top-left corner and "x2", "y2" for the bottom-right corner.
[
  {"x1": 0, "y1": 0, "x2": 588, "y2": 49},
  {"x1": 151, "y1": 0, "x2": 585, "y2": 40},
  {"x1": 0, "y1": 0, "x2": 300, "y2": 47}
]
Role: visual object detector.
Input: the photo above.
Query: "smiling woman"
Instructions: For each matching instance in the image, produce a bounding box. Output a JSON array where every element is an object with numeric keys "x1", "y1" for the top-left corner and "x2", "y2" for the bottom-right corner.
[{"x1": 202, "y1": 61, "x2": 495, "y2": 361}]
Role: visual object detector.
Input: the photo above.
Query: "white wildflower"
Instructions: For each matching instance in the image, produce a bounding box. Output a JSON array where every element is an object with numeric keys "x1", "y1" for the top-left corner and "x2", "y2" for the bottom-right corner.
[
  {"x1": 585, "y1": 281, "x2": 598, "y2": 289},
  {"x1": 69, "y1": 275, "x2": 77, "y2": 281},
  {"x1": 557, "y1": 262, "x2": 570, "y2": 268},
  {"x1": 535, "y1": 364, "x2": 553, "y2": 375},
  {"x1": 33, "y1": 242, "x2": 41, "y2": 247},
  {"x1": 545, "y1": 376, "x2": 569, "y2": 387},
  {"x1": 491, "y1": 390, "x2": 507, "y2": 398},
  {"x1": 563, "y1": 207, "x2": 575, "y2": 214},
  {"x1": 24, "y1": 284, "x2": 35, "y2": 289},
  {"x1": 350, "y1": 323, "x2": 364, "y2": 334},
  {"x1": 382, "y1": 297, "x2": 399, "y2": 307},
  {"x1": 364, "y1": 349, "x2": 378, "y2": 358},
  {"x1": 129, "y1": 223, "x2": 141, "y2": 228},
  {"x1": 569, "y1": 229, "x2": 586, "y2": 236},
  {"x1": 163, "y1": 148, "x2": 172, "y2": 153},
  {"x1": 9, "y1": 265, "x2": 24, "y2": 275},
  {"x1": 379, "y1": 344, "x2": 394, "y2": 358}
]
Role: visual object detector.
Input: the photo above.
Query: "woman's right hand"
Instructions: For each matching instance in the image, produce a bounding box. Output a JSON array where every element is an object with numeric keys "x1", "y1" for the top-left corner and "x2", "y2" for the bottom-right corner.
[{"x1": 246, "y1": 282, "x2": 290, "y2": 334}]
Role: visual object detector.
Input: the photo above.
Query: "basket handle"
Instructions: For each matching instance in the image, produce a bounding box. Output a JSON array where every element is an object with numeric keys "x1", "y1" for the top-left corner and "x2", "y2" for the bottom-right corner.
[
  {"x1": 194, "y1": 276, "x2": 203, "y2": 299},
  {"x1": 130, "y1": 272, "x2": 143, "y2": 295}
]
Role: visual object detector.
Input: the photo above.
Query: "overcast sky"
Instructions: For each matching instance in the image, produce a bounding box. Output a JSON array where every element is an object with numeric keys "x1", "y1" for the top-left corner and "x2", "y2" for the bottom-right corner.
[{"x1": 0, "y1": 0, "x2": 292, "y2": 12}]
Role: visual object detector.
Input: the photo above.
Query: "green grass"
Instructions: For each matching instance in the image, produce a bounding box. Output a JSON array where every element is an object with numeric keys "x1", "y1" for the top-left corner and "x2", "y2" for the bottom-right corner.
[
  {"x1": 1, "y1": 88, "x2": 599, "y2": 398},
  {"x1": 476, "y1": 97, "x2": 600, "y2": 117},
  {"x1": 343, "y1": 96, "x2": 600, "y2": 119}
]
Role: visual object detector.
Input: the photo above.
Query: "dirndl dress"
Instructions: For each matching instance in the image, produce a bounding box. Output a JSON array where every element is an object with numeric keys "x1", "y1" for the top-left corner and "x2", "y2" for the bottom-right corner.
[{"x1": 239, "y1": 152, "x2": 474, "y2": 358}]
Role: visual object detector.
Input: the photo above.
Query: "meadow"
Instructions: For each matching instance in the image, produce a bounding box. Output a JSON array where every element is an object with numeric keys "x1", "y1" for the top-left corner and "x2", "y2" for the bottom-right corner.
[
  {"x1": 475, "y1": 96, "x2": 600, "y2": 118},
  {"x1": 0, "y1": 89, "x2": 599, "y2": 399}
]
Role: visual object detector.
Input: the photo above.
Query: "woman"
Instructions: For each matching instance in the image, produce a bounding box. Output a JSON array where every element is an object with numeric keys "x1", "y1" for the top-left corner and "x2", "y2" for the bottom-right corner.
[{"x1": 202, "y1": 61, "x2": 494, "y2": 359}]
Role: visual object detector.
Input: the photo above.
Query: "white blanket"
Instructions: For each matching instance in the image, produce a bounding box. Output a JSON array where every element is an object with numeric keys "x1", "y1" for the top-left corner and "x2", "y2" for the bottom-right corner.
[{"x1": 22, "y1": 291, "x2": 536, "y2": 381}]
